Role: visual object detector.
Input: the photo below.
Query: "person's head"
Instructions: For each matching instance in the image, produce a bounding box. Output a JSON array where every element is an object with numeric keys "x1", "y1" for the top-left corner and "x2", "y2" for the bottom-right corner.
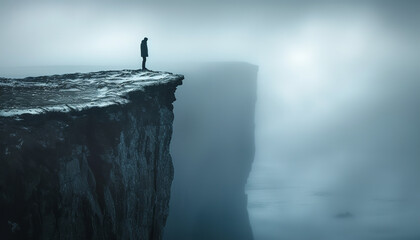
[{"x1": 144, "y1": 37, "x2": 148, "y2": 41}]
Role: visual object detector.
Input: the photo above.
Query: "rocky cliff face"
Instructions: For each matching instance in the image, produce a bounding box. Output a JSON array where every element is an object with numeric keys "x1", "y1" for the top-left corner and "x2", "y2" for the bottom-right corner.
[{"x1": 0, "y1": 70, "x2": 183, "y2": 240}]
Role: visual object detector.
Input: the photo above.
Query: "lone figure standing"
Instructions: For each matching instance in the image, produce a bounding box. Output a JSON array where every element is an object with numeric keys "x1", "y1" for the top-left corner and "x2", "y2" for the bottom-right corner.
[{"x1": 140, "y1": 37, "x2": 148, "y2": 70}]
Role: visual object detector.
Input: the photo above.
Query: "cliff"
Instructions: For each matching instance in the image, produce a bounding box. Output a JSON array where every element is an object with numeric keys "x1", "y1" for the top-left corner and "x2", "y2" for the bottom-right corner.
[
  {"x1": 164, "y1": 63, "x2": 257, "y2": 240},
  {"x1": 0, "y1": 70, "x2": 183, "y2": 240}
]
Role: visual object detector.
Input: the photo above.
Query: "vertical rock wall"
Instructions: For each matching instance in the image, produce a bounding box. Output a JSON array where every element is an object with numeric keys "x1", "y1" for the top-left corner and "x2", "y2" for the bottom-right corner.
[{"x1": 0, "y1": 75, "x2": 182, "y2": 240}]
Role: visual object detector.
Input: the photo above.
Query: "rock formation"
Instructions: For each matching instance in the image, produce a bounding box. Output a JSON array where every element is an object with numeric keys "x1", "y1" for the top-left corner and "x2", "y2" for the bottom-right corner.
[{"x1": 0, "y1": 70, "x2": 183, "y2": 240}]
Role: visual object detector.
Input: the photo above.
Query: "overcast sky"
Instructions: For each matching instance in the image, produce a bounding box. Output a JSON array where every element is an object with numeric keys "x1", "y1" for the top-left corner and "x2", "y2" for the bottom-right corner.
[{"x1": 0, "y1": 1, "x2": 417, "y2": 67}]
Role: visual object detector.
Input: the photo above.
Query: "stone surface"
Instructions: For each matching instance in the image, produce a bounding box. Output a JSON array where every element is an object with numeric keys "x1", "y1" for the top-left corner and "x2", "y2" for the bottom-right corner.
[{"x1": 0, "y1": 69, "x2": 182, "y2": 117}]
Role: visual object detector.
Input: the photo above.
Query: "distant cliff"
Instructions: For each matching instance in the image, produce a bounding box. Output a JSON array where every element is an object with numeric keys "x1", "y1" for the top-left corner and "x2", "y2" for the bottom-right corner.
[
  {"x1": 0, "y1": 70, "x2": 183, "y2": 240},
  {"x1": 164, "y1": 63, "x2": 257, "y2": 240}
]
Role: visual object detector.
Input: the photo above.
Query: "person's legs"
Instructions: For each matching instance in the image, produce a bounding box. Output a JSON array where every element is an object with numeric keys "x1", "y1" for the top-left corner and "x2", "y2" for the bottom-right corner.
[{"x1": 142, "y1": 57, "x2": 146, "y2": 70}]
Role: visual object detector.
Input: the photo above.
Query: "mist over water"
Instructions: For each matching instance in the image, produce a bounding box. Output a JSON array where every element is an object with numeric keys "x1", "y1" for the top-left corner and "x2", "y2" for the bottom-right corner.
[
  {"x1": 1, "y1": 1, "x2": 420, "y2": 239},
  {"x1": 247, "y1": 4, "x2": 420, "y2": 239}
]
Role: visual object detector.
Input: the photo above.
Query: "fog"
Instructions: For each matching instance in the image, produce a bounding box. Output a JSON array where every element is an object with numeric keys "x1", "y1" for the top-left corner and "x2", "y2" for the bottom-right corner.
[{"x1": 1, "y1": 1, "x2": 420, "y2": 239}]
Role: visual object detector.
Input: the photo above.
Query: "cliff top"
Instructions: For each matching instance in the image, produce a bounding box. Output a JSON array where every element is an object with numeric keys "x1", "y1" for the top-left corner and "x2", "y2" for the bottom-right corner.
[{"x1": 0, "y1": 69, "x2": 183, "y2": 117}]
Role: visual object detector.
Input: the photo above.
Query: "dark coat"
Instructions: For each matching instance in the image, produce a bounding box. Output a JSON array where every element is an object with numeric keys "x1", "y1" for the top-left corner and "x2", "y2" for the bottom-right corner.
[{"x1": 141, "y1": 40, "x2": 148, "y2": 57}]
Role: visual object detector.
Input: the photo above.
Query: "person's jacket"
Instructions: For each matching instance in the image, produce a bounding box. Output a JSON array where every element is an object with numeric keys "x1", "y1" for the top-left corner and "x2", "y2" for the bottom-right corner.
[{"x1": 141, "y1": 40, "x2": 148, "y2": 57}]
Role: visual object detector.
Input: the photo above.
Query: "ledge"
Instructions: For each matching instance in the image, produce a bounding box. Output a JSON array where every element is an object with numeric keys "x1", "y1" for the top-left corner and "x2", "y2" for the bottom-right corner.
[{"x1": 0, "y1": 69, "x2": 184, "y2": 117}]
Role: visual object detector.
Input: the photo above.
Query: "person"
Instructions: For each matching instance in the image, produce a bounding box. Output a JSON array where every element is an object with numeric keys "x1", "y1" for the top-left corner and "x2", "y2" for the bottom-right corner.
[{"x1": 140, "y1": 37, "x2": 148, "y2": 70}]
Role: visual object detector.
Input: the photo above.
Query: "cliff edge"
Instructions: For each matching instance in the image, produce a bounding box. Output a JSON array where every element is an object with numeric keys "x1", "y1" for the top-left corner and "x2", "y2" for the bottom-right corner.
[{"x1": 0, "y1": 70, "x2": 183, "y2": 240}]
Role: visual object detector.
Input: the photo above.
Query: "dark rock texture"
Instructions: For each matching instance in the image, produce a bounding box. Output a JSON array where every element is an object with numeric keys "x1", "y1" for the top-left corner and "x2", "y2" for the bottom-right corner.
[{"x1": 0, "y1": 70, "x2": 183, "y2": 240}]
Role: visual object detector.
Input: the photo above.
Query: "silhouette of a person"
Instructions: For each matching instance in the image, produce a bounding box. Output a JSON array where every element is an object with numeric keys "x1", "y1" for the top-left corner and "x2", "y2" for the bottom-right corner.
[{"x1": 141, "y1": 37, "x2": 149, "y2": 70}]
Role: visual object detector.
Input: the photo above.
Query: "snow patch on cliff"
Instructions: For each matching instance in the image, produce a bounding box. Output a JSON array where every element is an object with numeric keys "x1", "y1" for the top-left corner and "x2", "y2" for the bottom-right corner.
[{"x1": 0, "y1": 69, "x2": 183, "y2": 117}]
